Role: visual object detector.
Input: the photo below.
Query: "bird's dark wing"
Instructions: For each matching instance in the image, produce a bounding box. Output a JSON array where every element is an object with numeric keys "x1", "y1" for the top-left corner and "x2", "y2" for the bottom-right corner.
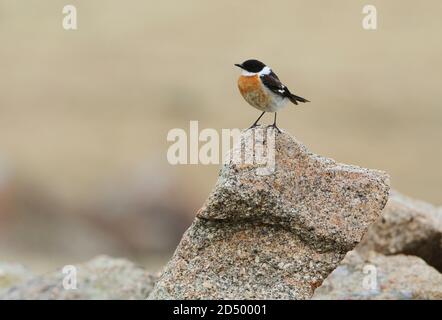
[
  {"x1": 260, "y1": 71, "x2": 309, "y2": 105},
  {"x1": 260, "y1": 72, "x2": 287, "y2": 97}
]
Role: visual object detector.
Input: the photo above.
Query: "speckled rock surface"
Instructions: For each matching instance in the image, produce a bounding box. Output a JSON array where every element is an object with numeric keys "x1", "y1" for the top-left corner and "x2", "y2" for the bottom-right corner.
[
  {"x1": 358, "y1": 191, "x2": 442, "y2": 272},
  {"x1": 1, "y1": 256, "x2": 158, "y2": 300},
  {"x1": 313, "y1": 251, "x2": 442, "y2": 300},
  {"x1": 0, "y1": 263, "x2": 34, "y2": 295},
  {"x1": 149, "y1": 127, "x2": 390, "y2": 299}
]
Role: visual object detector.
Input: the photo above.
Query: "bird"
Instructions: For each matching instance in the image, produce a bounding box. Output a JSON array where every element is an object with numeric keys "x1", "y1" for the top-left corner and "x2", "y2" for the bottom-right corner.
[{"x1": 234, "y1": 59, "x2": 309, "y2": 132}]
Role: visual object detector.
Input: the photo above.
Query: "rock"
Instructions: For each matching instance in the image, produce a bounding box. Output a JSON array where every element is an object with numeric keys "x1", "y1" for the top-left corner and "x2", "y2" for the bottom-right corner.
[
  {"x1": 149, "y1": 127, "x2": 390, "y2": 299},
  {"x1": 315, "y1": 191, "x2": 442, "y2": 300},
  {"x1": 313, "y1": 251, "x2": 442, "y2": 299},
  {"x1": 1, "y1": 256, "x2": 158, "y2": 300},
  {"x1": 0, "y1": 263, "x2": 34, "y2": 295},
  {"x1": 358, "y1": 191, "x2": 442, "y2": 272}
]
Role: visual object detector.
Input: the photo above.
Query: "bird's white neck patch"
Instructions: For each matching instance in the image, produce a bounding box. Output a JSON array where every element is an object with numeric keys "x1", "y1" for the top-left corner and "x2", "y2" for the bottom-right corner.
[{"x1": 241, "y1": 66, "x2": 272, "y2": 77}]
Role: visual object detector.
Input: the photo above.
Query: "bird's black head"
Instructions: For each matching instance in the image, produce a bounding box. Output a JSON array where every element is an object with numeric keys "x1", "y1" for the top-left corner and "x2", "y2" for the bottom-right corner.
[{"x1": 235, "y1": 59, "x2": 266, "y2": 73}]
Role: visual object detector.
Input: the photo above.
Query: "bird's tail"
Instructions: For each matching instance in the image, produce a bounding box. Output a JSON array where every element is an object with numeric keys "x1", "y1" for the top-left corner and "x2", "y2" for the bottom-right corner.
[{"x1": 288, "y1": 94, "x2": 310, "y2": 105}]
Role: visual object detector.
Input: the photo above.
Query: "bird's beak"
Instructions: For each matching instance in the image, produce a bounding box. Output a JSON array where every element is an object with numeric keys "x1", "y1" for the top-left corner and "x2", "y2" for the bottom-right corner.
[{"x1": 234, "y1": 63, "x2": 243, "y2": 69}]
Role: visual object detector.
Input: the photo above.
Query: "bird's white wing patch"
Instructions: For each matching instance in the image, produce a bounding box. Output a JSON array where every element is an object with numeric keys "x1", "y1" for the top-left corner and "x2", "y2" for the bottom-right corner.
[
  {"x1": 258, "y1": 66, "x2": 272, "y2": 76},
  {"x1": 277, "y1": 84, "x2": 286, "y2": 93},
  {"x1": 242, "y1": 66, "x2": 272, "y2": 77}
]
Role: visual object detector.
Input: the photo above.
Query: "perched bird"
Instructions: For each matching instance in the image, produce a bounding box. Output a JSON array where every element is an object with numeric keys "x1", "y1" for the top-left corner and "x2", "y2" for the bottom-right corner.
[{"x1": 235, "y1": 59, "x2": 309, "y2": 132}]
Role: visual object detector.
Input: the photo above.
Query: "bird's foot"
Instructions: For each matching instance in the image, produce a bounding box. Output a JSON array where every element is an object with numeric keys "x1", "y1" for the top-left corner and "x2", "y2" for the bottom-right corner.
[{"x1": 267, "y1": 124, "x2": 281, "y2": 133}]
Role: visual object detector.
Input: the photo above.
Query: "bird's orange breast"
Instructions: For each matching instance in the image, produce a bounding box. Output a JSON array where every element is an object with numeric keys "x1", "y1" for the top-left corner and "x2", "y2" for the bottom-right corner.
[{"x1": 237, "y1": 75, "x2": 270, "y2": 111}]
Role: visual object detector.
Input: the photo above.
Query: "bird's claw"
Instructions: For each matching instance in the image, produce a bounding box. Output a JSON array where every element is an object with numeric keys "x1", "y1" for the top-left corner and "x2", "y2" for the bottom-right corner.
[
  {"x1": 267, "y1": 124, "x2": 281, "y2": 133},
  {"x1": 247, "y1": 124, "x2": 258, "y2": 130}
]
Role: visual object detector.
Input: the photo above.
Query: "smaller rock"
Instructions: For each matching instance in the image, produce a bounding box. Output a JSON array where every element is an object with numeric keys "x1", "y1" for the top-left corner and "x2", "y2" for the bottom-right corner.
[
  {"x1": 358, "y1": 191, "x2": 442, "y2": 272},
  {"x1": 313, "y1": 251, "x2": 442, "y2": 300},
  {"x1": 1, "y1": 256, "x2": 158, "y2": 300},
  {"x1": 0, "y1": 263, "x2": 34, "y2": 295}
]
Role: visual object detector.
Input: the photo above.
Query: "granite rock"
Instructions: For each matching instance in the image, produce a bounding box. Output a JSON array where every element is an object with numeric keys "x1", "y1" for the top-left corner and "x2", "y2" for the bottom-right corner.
[
  {"x1": 0, "y1": 263, "x2": 34, "y2": 295},
  {"x1": 313, "y1": 251, "x2": 442, "y2": 299},
  {"x1": 358, "y1": 191, "x2": 442, "y2": 272},
  {"x1": 149, "y1": 127, "x2": 390, "y2": 299},
  {"x1": 1, "y1": 256, "x2": 158, "y2": 300}
]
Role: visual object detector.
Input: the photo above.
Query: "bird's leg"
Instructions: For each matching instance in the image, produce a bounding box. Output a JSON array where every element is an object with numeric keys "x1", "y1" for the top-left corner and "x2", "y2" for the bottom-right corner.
[
  {"x1": 268, "y1": 112, "x2": 281, "y2": 133},
  {"x1": 248, "y1": 111, "x2": 265, "y2": 129}
]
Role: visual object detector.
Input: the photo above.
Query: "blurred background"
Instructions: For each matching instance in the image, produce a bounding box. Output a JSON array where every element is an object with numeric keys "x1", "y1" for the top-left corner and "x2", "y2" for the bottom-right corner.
[{"x1": 0, "y1": 0, "x2": 441, "y2": 272}]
